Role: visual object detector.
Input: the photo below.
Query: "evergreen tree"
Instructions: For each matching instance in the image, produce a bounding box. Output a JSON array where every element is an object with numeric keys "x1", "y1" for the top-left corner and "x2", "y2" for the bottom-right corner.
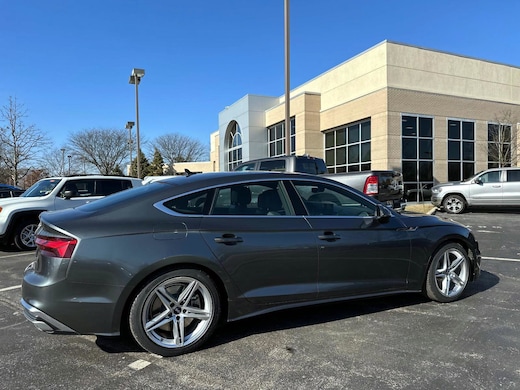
[
  {"x1": 149, "y1": 148, "x2": 165, "y2": 176},
  {"x1": 131, "y1": 148, "x2": 151, "y2": 178}
]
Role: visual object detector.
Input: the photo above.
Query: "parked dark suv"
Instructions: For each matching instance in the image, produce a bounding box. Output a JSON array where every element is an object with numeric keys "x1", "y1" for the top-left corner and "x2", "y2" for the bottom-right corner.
[
  {"x1": 0, "y1": 184, "x2": 24, "y2": 198},
  {"x1": 234, "y1": 155, "x2": 327, "y2": 175}
]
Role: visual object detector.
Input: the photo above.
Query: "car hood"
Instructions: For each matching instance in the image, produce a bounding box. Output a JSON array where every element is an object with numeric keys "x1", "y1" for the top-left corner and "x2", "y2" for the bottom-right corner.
[
  {"x1": 398, "y1": 212, "x2": 466, "y2": 228},
  {"x1": 0, "y1": 195, "x2": 47, "y2": 207}
]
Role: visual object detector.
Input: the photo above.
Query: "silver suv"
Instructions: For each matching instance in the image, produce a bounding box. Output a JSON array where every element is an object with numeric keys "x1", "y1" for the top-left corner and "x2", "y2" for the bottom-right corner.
[
  {"x1": 431, "y1": 167, "x2": 520, "y2": 214},
  {"x1": 0, "y1": 175, "x2": 142, "y2": 250}
]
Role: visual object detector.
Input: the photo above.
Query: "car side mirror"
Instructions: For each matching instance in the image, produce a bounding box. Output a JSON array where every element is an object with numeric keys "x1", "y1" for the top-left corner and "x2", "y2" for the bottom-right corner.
[
  {"x1": 374, "y1": 204, "x2": 391, "y2": 224},
  {"x1": 474, "y1": 178, "x2": 483, "y2": 185},
  {"x1": 63, "y1": 190, "x2": 75, "y2": 199}
]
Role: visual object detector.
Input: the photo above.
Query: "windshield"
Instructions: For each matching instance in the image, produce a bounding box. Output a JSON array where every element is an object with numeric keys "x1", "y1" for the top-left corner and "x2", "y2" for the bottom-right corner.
[{"x1": 21, "y1": 178, "x2": 63, "y2": 197}]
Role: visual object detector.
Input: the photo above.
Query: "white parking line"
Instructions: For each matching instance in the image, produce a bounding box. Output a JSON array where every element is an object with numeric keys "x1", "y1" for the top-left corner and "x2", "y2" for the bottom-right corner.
[
  {"x1": 483, "y1": 256, "x2": 520, "y2": 263},
  {"x1": 0, "y1": 252, "x2": 34, "y2": 259},
  {"x1": 0, "y1": 285, "x2": 21, "y2": 292}
]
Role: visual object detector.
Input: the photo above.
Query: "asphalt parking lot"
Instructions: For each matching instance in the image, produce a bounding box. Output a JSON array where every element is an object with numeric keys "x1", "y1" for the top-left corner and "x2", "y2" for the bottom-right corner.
[{"x1": 1, "y1": 209, "x2": 519, "y2": 389}]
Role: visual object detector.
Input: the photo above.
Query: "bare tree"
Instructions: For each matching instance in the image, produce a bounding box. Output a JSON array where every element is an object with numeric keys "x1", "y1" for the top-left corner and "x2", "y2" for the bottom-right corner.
[
  {"x1": 67, "y1": 128, "x2": 128, "y2": 175},
  {"x1": 487, "y1": 110, "x2": 518, "y2": 167},
  {"x1": 0, "y1": 97, "x2": 50, "y2": 185},
  {"x1": 153, "y1": 133, "x2": 208, "y2": 173}
]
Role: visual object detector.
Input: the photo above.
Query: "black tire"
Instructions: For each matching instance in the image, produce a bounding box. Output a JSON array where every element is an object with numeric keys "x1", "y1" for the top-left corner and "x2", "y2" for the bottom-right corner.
[
  {"x1": 14, "y1": 220, "x2": 39, "y2": 250},
  {"x1": 425, "y1": 243, "x2": 470, "y2": 303},
  {"x1": 129, "y1": 269, "x2": 221, "y2": 357},
  {"x1": 442, "y1": 194, "x2": 466, "y2": 214}
]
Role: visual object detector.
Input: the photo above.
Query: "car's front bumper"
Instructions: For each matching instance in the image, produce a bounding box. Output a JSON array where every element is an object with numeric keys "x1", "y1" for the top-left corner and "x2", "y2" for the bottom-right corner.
[{"x1": 430, "y1": 195, "x2": 442, "y2": 207}]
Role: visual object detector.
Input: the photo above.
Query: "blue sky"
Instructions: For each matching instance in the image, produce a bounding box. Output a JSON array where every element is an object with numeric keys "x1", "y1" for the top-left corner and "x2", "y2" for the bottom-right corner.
[{"x1": 2, "y1": 0, "x2": 520, "y2": 156}]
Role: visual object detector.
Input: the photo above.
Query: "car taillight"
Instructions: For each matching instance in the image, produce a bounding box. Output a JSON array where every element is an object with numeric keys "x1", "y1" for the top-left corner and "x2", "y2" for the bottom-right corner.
[
  {"x1": 35, "y1": 235, "x2": 78, "y2": 258},
  {"x1": 363, "y1": 175, "x2": 379, "y2": 195}
]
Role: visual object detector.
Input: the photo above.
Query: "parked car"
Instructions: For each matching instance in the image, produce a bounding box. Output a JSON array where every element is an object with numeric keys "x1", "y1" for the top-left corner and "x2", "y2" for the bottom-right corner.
[
  {"x1": 234, "y1": 156, "x2": 404, "y2": 208},
  {"x1": 325, "y1": 170, "x2": 405, "y2": 209},
  {"x1": 22, "y1": 171, "x2": 481, "y2": 357},
  {"x1": 234, "y1": 155, "x2": 327, "y2": 174},
  {"x1": 0, "y1": 175, "x2": 142, "y2": 250},
  {"x1": 0, "y1": 184, "x2": 25, "y2": 198},
  {"x1": 431, "y1": 167, "x2": 520, "y2": 214},
  {"x1": 406, "y1": 183, "x2": 433, "y2": 202}
]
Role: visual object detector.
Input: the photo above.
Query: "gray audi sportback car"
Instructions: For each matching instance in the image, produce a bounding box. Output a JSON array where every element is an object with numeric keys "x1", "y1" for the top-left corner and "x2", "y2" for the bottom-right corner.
[{"x1": 21, "y1": 171, "x2": 481, "y2": 356}]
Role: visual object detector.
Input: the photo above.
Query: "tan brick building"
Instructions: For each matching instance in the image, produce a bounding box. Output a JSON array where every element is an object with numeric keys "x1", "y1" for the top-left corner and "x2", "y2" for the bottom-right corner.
[{"x1": 196, "y1": 41, "x2": 520, "y2": 200}]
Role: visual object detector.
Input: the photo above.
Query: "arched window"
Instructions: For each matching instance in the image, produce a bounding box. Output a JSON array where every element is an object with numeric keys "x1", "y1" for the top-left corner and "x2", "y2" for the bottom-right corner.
[{"x1": 227, "y1": 122, "x2": 242, "y2": 171}]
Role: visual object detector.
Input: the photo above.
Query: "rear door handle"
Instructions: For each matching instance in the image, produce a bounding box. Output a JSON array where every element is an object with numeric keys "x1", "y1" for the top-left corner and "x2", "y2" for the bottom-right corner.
[
  {"x1": 318, "y1": 232, "x2": 341, "y2": 241},
  {"x1": 214, "y1": 234, "x2": 243, "y2": 245}
]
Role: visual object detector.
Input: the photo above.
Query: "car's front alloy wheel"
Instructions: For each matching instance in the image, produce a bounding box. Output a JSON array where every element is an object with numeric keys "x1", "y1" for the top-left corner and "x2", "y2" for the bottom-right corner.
[
  {"x1": 442, "y1": 194, "x2": 466, "y2": 214},
  {"x1": 425, "y1": 243, "x2": 470, "y2": 302},
  {"x1": 129, "y1": 269, "x2": 220, "y2": 356},
  {"x1": 14, "y1": 220, "x2": 39, "y2": 250}
]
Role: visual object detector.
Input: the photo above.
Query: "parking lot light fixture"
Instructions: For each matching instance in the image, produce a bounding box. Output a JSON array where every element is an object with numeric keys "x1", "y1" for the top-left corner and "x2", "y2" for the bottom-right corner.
[
  {"x1": 129, "y1": 68, "x2": 145, "y2": 179},
  {"x1": 125, "y1": 121, "x2": 135, "y2": 176}
]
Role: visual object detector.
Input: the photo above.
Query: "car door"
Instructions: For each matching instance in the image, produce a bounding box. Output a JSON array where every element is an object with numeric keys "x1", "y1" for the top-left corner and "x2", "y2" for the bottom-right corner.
[
  {"x1": 502, "y1": 169, "x2": 520, "y2": 206},
  {"x1": 54, "y1": 179, "x2": 103, "y2": 210},
  {"x1": 468, "y1": 170, "x2": 503, "y2": 205},
  {"x1": 199, "y1": 180, "x2": 319, "y2": 305},
  {"x1": 291, "y1": 180, "x2": 411, "y2": 298}
]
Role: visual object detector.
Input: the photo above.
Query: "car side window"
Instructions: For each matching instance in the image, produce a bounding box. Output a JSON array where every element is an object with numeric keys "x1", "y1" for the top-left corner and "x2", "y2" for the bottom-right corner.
[
  {"x1": 258, "y1": 160, "x2": 285, "y2": 172},
  {"x1": 292, "y1": 181, "x2": 376, "y2": 217},
  {"x1": 211, "y1": 181, "x2": 290, "y2": 216},
  {"x1": 94, "y1": 179, "x2": 132, "y2": 196},
  {"x1": 507, "y1": 170, "x2": 520, "y2": 182},
  {"x1": 479, "y1": 171, "x2": 500, "y2": 183},
  {"x1": 235, "y1": 163, "x2": 256, "y2": 171},
  {"x1": 163, "y1": 190, "x2": 210, "y2": 215}
]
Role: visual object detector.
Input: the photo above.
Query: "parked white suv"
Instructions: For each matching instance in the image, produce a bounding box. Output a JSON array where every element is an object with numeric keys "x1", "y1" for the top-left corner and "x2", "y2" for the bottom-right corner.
[
  {"x1": 431, "y1": 167, "x2": 520, "y2": 214},
  {"x1": 0, "y1": 175, "x2": 142, "y2": 250}
]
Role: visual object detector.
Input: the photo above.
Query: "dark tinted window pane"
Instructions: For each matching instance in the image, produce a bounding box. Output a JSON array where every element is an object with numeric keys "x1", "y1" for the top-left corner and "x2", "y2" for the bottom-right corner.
[
  {"x1": 462, "y1": 165, "x2": 474, "y2": 180},
  {"x1": 336, "y1": 129, "x2": 346, "y2": 146},
  {"x1": 360, "y1": 163, "x2": 371, "y2": 171},
  {"x1": 325, "y1": 132, "x2": 335, "y2": 148},
  {"x1": 448, "y1": 141, "x2": 460, "y2": 160},
  {"x1": 259, "y1": 160, "x2": 285, "y2": 171},
  {"x1": 361, "y1": 143, "x2": 371, "y2": 162},
  {"x1": 462, "y1": 142, "x2": 474, "y2": 161},
  {"x1": 402, "y1": 116, "x2": 417, "y2": 136},
  {"x1": 448, "y1": 162, "x2": 461, "y2": 181},
  {"x1": 419, "y1": 161, "x2": 433, "y2": 181},
  {"x1": 336, "y1": 148, "x2": 346, "y2": 165},
  {"x1": 448, "y1": 120, "x2": 460, "y2": 139},
  {"x1": 348, "y1": 125, "x2": 359, "y2": 143},
  {"x1": 325, "y1": 149, "x2": 335, "y2": 166},
  {"x1": 348, "y1": 144, "x2": 359, "y2": 163},
  {"x1": 419, "y1": 139, "x2": 432, "y2": 159},
  {"x1": 402, "y1": 138, "x2": 417, "y2": 159},
  {"x1": 462, "y1": 122, "x2": 474, "y2": 140},
  {"x1": 402, "y1": 161, "x2": 417, "y2": 182},
  {"x1": 488, "y1": 124, "x2": 499, "y2": 141},
  {"x1": 419, "y1": 117, "x2": 432, "y2": 137},
  {"x1": 361, "y1": 121, "x2": 371, "y2": 141}
]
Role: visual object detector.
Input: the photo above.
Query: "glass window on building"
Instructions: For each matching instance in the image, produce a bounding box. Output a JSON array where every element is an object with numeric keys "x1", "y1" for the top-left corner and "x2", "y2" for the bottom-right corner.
[
  {"x1": 324, "y1": 119, "x2": 371, "y2": 173},
  {"x1": 227, "y1": 122, "x2": 242, "y2": 171},
  {"x1": 402, "y1": 115, "x2": 434, "y2": 202},
  {"x1": 267, "y1": 117, "x2": 295, "y2": 157},
  {"x1": 487, "y1": 123, "x2": 512, "y2": 168},
  {"x1": 448, "y1": 119, "x2": 475, "y2": 181}
]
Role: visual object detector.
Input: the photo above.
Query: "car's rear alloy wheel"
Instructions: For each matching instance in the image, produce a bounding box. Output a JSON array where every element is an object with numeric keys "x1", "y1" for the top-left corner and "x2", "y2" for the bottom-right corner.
[
  {"x1": 14, "y1": 220, "x2": 39, "y2": 250},
  {"x1": 425, "y1": 243, "x2": 470, "y2": 303},
  {"x1": 129, "y1": 269, "x2": 220, "y2": 356},
  {"x1": 442, "y1": 194, "x2": 466, "y2": 214}
]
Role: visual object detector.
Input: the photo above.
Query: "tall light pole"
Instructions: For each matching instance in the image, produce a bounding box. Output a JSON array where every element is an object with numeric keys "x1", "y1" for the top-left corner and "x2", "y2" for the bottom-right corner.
[
  {"x1": 125, "y1": 121, "x2": 135, "y2": 176},
  {"x1": 67, "y1": 155, "x2": 72, "y2": 175},
  {"x1": 284, "y1": 0, "x2": 291, "y2": 156},
  {"x1": 129, "y1": 68, "x2": 145, "y2": 178},
  {"x1": 61, "y1": 148, "x2": 65, "y2": 175}
]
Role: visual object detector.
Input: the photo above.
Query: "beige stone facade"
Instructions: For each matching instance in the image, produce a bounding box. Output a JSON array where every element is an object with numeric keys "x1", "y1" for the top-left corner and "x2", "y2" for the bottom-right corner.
[{"x1": 184, "y1": 41, "x2": 520, "y2": 195}]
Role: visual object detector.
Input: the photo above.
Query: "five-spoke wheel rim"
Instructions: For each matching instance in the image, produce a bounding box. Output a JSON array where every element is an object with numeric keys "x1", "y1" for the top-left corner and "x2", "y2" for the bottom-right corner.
[
  {"x1": 141, "y1": 276, "x2": 214, "y2": 349},
  {"x1": 434, "y1": 248, "x2": 469, "y2": 297}
]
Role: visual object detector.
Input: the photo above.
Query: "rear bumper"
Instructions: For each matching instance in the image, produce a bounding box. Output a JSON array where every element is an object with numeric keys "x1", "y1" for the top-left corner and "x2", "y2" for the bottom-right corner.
[{"x1": 20, "y1": 298, "x2": 77, "y2": 334}]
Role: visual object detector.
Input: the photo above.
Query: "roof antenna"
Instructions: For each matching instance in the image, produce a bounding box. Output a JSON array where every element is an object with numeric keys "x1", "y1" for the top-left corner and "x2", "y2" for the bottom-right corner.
[{"x1": 184, "y1": 168, "x2": 194, "y2": 177}]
